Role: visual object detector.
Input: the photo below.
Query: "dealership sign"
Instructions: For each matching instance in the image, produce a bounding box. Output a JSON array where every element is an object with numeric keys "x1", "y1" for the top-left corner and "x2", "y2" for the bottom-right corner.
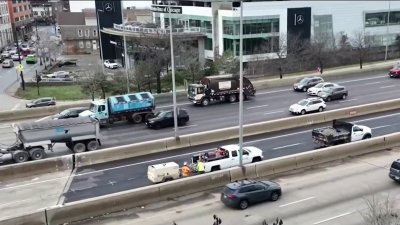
[{"x1": 151, "y1": 5, "x2": 182, "y2": 14}]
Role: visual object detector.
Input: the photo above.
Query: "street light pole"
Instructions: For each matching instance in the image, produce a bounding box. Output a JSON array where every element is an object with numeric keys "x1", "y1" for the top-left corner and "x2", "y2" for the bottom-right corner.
[
  {"x1": 169, "y1": 2, "x2": 178, "y2": 139},
  {"x1": 120, "y1": 3, "x2": 130, "y2": 93},
  {"x1": 238, "y1": 0, "x2": 244, "y2": 167},
  {"x1": 96, "y1": 9, "x2": 105, "y2": 75}
]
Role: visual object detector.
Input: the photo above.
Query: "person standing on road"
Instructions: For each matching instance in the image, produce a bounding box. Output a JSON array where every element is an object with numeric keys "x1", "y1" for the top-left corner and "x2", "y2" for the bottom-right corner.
[
  {"x1": 181, "y1": 162, "x2": 192, "y2": 177},
  {"x1": 197, "y1": 159, "x2": 205, "y2": 174}
]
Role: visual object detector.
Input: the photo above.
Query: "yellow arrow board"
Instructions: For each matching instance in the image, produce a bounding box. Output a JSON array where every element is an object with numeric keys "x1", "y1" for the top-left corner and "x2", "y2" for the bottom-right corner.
[{"x1": 17, "y1": 64, "x2": 23, "y2": 71}]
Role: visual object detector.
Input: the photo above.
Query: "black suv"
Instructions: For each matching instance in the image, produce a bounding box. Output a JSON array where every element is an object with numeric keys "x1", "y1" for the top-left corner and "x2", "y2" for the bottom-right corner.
[
  {"x1": 389, "y1": 159, "x2": 400, "y2": 182},
  {"x1": 317, "y1": 85, "x2": 348, "y2": 101},
  {"x1": 146, "y1": 109, "x2": 189, "y2": 129},
  {"x1": 293, "y1": 76, "x2": 324, "y2": 92},
  {"x1": 52, "y1": 107, "x2": 87, "y2": 120},
  {"x1": 221, "y1": 179, "x2": 281, "y2": 209}
]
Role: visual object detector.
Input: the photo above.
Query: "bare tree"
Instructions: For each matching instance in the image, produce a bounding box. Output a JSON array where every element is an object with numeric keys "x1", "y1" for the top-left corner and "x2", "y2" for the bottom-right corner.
[
  {"x1": 351, "y1": 30, "x2": 371, "y2": 69},
  {"x1": 175, "y1": 41, "x2": 203, "y2": 83},
  {"x1": 274, "y1": 34, "x2": 287, "y2": 79},
  {"x1": 361, "y1": 195, "x2": 400, "y2": 225},
  {"x1": 80, "y1": 66, "x2": 108, "y2": 100}
]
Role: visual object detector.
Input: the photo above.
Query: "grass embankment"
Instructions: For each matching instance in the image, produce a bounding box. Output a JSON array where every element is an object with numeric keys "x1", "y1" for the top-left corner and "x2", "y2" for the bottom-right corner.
[{"x1": 16, "y1": 85, "x2": 87, "y2": 100}]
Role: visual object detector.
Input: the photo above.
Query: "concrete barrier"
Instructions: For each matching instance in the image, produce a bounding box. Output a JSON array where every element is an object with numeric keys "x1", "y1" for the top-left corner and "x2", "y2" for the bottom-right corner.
[
  {"x1": 189, "y1": 126, "x2": 238, "y2": 146},
  {"x1": 0, "y1": 155, "x2": 73, "y2": 182},
  {"x1": 46, "y1": 185, "x2": 161, "y2": 225},
  {"x1": 166, "y1": 135, "x2": 190, "y2": 150},
  {"x1": 229, "y1": 164, "x2": 257, "y2": 181},
  {"x1": 0, "y1": 210, "x2": 46, "y2": 225}
]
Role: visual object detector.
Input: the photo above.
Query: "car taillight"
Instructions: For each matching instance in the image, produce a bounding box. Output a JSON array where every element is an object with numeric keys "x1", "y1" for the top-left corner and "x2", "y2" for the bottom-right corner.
[{"x1": 227, "y1": 194, "x2": 237, "y2": 199}]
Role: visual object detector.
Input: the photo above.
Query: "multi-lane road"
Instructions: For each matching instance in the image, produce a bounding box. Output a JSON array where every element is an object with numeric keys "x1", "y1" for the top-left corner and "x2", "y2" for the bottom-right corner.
[
  {"x1": 74, "y1": 148, "x2": 399, "y2": 225},
  {"x1": 64, "y1": 109, "x2": 400, "y2": 203}
]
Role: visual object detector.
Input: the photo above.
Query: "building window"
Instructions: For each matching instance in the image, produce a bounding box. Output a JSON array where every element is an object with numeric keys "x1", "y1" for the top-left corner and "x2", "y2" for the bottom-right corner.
[
  {"x1": 15, "y1": 17, "x2": 19, "y2": 22},
  {"x1": 85, "y1": 29, "x2": 89, "y2": 37},
  {"x1": 79, "y1": 41, "x2": 84, "y2": 48},
  {"x1": 78, "y1": 29, "x2": 82, "y2": 37},
  {"x1": 93, "y1": 29, "x2": 97, "y2": 36},
  {"x1": 25, "y1": 15, "x2": 28, "y2": 19},
  {"x1": 13, "y1": 7, "x2": 17, "y2": 13},
  {"x1": 365, "y1": 12, "x2": 388, "y2": 27},
  {"x1": 86, "y1": 40, "x2": 91, "y2": 48},
  {"x1": 205, "y1": 37, "x2": 212, "y2": 50},
  {"x1": 19, "y1": 6, "x2": 22, "y2": 12},
  {"x1": 20, "y1": 16, "x2": 24, "y2": 21},
  {"x1": 24, "y1": 5, "x2": 27, "y2": 11}
]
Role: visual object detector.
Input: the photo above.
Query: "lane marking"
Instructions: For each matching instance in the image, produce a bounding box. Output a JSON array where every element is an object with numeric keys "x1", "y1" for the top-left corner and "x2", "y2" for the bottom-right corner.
[
  {"x1": 264, "y1": 110, "x2": 284, "y2": 115},
  {"x1": 380, "y1": 85, "x2": 396, "y2": 89},
  {"x1": 231, "y1": 101, "x2": 250, "y2": 105},
  {"x1": 256, "y1": 89, "x2": 291, "y2": 95},
  {"x1": 0, "y1": 125, "x2": 11, "y2": 129},
  {"x1": 337, "y1": 75, "x2": 385, "y2": 84},
  {"x1": 339, "y1": 98, "x2": 358, "y2": 103},
  {"x1": 372, "y1": 124, "x2": 392, "y2": 129},
  {"x1": 247, "y1": 104, "x2": 269, "y2": 110},
  {"x1": 313, "y1": 211, "x2": 354, "y2": 224},
  {"x1": 11, "y1": 103, "x2": 20, "y2": 111},
  {"x1": 35, "y1": 116, "x2": 50, "y2": 122},
  {"x1": 173, "y1": 124, "x2": 198, "y2": 130},
  {"x1": 158, "y1": 103, "x2": 192, "y2": 109},
  {"x1": 272, "y1": 143, "x2": 303, "y2": 150},
  {"x1": 365, "y1": 81, "x2": 382, "y2": 85},
  {"x1": 279, "y1": 196, "x2": 315, "y2": 207}
]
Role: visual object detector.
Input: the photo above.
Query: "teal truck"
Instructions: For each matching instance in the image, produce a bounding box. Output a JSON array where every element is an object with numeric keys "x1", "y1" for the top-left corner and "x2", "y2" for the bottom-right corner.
[{"x1": 79, "y1": 92, "x2": 155, "y2": 125}]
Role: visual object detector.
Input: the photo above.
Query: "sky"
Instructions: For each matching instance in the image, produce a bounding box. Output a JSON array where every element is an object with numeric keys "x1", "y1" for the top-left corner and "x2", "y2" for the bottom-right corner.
[{"x1": 69, "y1": 0, "x2": 152, "y2": 12}]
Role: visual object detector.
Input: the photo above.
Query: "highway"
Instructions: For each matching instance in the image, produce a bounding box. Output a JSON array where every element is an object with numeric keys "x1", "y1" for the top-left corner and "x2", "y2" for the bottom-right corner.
[
  {"x1": 0, "y1": 71, "x2": 399, "y2": 160},
  {"x1": 63, "y1": 109, "x2": 400, "y2": 203},
  {"x1": 71, "y1": 148, "x2": 400, "y2": 225}
]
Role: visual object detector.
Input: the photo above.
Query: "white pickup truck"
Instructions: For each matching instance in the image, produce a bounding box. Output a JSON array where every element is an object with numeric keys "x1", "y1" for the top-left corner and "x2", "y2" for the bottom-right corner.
[{"x1": 191, "y1": 144, "x2": 264, "y2": 172}]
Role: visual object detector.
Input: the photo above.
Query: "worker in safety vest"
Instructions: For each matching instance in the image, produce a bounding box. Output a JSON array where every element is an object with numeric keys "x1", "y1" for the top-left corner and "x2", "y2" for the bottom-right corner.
[
  {"x1": 181, "y1": 162, "x2": 192, "y2": 177},
  {"x1": 197, "y1": 159, "x2": 205, "y2": 174}
]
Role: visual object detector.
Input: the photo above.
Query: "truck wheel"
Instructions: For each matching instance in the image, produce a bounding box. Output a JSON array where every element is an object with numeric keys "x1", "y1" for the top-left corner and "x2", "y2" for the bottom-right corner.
[
  {"x1": 29, "y1": 148, "x2": 45, "y2": 160},
  {"x1": 201, "y1": 98, "x2": 209, "y2": 106},
  {"x1": 72, "y1": 142, "x2": 86, "y2": 153},
  {"x1": 144, "y1": 113, "x2": 154, "y2": 122},
  {"x1": 12, "y1": 150, "x2": 29, "y2": 163},
  {"x1": 363, "y1": 134, "x2": 372, "y2": 140},
  {"x1": 86, "y1": 140, "x2": 99, "y2": 151},
  {"x1": 229, "y1": 94, "x2": 237, "y2": 103},
  {"x1": 132, "y1": 114, "x2": 142, "y2": 124}
]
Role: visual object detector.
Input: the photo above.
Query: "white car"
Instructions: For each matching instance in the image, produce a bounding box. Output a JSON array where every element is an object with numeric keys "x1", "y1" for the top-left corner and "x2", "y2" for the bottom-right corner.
[
  {"x1": 11, "y1": 54, "x2": 23, "y2": 61},
  {"x1": 1, "y1": 51, "x2": 11, "y2": 58},
  {"x1": 307, "y1": 82, "x2": 338, "y2": 96},
  {"x1": 289, "y1": 98, "x2": 326, "y2": 115},
  {"x1": 104, "y1": 59, "x2": 118, "y2": 69}
]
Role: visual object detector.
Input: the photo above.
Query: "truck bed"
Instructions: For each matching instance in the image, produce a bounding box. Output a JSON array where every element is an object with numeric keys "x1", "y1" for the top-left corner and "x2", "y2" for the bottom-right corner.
[{"x1": 312, "y1": 127, "x2": 351, "y2": 146}]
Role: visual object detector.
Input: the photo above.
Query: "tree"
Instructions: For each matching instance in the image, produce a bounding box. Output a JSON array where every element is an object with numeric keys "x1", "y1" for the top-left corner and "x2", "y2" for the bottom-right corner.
[
  {"x1": 80, "y1": 66, "x2": 108, "y2": 100},
  {"x1": 351, "y1": 30, "x2": 371, "y2": 69},
  {"x1": 214, "y1": 50, "x2": 239, "y2": 75},
  {"x1": 175, "y1": 41, "x2": 203, "y2": 83},
  {"x1": 361, "y1": 195, "x2": 400, "y2": 225},
  {"x1": 274, "y1": 34, "x2": 287, "y2": 79}
]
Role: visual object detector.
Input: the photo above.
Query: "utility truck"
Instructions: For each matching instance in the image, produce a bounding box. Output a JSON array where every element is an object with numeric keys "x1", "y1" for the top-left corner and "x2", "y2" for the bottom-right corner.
[
  {"x1": 79, "y1": 92, "x2": 155, "y2": 125},
  {"x1": 0, "y1": 117, "x2": 101, "y2": 163},
  {"x1": 147, "y1": 144, "x2": 263, "y2": 183},
  {"x1": 187, "y1": 75, "x2": 256, "y2": 106},
  {"x1": 312, "y1": 120, "x2": 372, "y2": 147}
]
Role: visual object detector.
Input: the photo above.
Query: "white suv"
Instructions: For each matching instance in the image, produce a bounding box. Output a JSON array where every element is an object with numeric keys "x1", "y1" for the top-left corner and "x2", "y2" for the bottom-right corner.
[
  {"x1": 289, "y1": 98, "x2": 326, "y2": 115},
  {"x1": 307, "y1": 82, "x2": 338, "y2": 96},
  {"x1": 104, "y1": 59, "x2": 118, "y2": 69}
]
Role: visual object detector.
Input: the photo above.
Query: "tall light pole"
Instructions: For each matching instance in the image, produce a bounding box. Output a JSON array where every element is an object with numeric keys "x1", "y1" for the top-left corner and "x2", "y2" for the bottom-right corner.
[
  {"x1": 96, "y1": 9, "x2": 105, "y2": 74},
  {"x1": 120, "y1": 3, "x2": 130, "y2": 93},
  {"x1": 385, "y1": 0, "x2": 391, "y2": 61},
  {"x1": 238, "y1": 0, "x2": 244, "y2": 167},
  {"x1": 168, "y1": 2, "x2": 178, "y2": 139}
]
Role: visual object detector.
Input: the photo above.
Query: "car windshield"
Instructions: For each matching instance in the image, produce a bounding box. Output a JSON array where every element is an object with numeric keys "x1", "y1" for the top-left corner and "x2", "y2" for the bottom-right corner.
[
  {"x1": 297, "y1": 100, "x2": 309, "y2": 106},
  {"x1": 59, "y1": 109, "x2": 70, "y2": 116},
  {"x1": 89, "y1": 103, "x2": 96, "y2": 112},
  {"x1": 299, "y1": 78, "x2": 310, "y2": 84},
  {"x1": 156, "y1": 111, "x2": 168, "y2": 118},
  {"x1": 321, "y1": 87, "x2": 333, "y2": 93},
  {"x1": 314, "y1": 83, "x2": 324, "y2": 88}
]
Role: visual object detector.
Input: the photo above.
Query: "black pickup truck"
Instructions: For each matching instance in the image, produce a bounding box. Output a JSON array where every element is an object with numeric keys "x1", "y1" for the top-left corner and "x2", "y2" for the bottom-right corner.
[{"x1": 312, "y1": 120, "x2": 372, "y2": 147}]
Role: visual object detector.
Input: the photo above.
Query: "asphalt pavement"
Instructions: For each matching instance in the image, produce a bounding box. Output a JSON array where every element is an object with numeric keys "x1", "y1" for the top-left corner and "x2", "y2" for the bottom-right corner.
[
  {"x1": 63, "y1": 109, "x2": 400, "y2": 203},
  {"x1": 70, "y1": 148, "x2": 400, "y2": 225}
]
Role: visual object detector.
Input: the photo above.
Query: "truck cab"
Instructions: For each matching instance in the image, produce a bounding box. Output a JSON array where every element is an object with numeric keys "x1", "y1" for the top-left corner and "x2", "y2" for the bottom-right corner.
[
  {"x1": 80, "y1": 100, "x2": 109, "y2": 123},
  {"x1": 351, "y1": 125, "x2": 372, "y2": 142},
  {"x1": 188, "y1": 84, "x2": 205, "y2": 104}
]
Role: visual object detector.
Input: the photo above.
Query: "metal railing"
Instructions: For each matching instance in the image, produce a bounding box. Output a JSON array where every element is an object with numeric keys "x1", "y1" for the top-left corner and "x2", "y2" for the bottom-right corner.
[{"x1": 113, "y1": 24, "x2": 210, "y2": 34}]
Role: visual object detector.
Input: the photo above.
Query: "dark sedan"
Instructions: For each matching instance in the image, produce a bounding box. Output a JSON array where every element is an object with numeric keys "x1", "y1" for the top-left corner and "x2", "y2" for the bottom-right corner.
[
  {"x1": 146, "y1": 109, "x2": 189, "y2": 129},
  {"x1": 221, "y1": 179, "x2": 281, "y2": 210},
  {"x1": 58, "y1": 59, "x2": 77, "y2": 67},
  {"x1": 26, "y1": 97, "x2": 56, "y2": 108},
  {"x1": 52, "y1": 107, "x2": 87, "y2": 120}
]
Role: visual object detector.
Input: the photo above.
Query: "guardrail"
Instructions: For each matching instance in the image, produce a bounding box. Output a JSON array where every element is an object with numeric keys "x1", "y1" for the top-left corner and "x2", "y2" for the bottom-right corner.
[
  {"x1": 5, "y1": 132, "x2": 400, "y2": 225},
  {"x1": 113, "y1": 24, "x2": 210, "y2": 34}
]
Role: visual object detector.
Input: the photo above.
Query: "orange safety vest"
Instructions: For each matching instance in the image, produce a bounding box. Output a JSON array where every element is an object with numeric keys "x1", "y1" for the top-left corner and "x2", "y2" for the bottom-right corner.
[{"x1": 181, "y1": 165, "x2": 191, "y2": 177}]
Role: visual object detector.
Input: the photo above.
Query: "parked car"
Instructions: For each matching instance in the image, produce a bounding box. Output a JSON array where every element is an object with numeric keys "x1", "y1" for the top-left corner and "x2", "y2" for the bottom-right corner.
[
  {"x1": 58, "y1": 59, "x2": 77, "y2": 67},
  {"x1": 1, "y1": 51, "x2": 11, "y2": 58},
  {"x1": 2, "y1": 59, "x2": 14, "y2": 68},
  {"x1": 52, "y1": 107, "x2": 87, "y2": 120},
  {"x1": 293, "y1": 76, "x2": 324, "y2": 92},
  {"x1": 389, "y1": 64, "x2": 400, "y2": 78},
  {"x1": 389, "y1": 159, "x2": 400, "y2": 181},
  {"x1": 9, "y1": 48, "x2": 18, "y2": 55},
  {"x1": 25, "y1": 54, "x2": 37, "y2": 64},
  {"x1": 307, "y1": 82, "x2": 338, "y2": 96},
  {"x1": 289, "y1": 97, "x2": 326, "y2": 115},
  {"x1": 26, "y1": 97, "x2": 56, "y2": 108},
  {"x1": 20, "y1": 44, "x2": 29, "y2": 52},
  {"x1": 104, "y1": 59, "x2": 119, "y2": 69},
  {"x1": 146, "y1": 109, "x2": 189, "y2": 129},
  {"x1": 11, "y1": 54, "x2": 23, "y2": 61},
  {"x1": 0, "y1": 55, "x2": 4, "y2": 63},
  {"x1": 45, "y1": 71, "x2": 70, "y2": 78},
  {"x1": 317, "y1": 85, "x2": 348, "y2": 101},
  {"x1": 221, "y1": 179, "x2": 282, "y2": 210}
]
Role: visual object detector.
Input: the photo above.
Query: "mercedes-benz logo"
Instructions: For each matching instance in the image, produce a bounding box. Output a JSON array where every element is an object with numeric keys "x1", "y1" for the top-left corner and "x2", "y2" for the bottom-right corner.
[
  {"x1": 297, "y1": 15, "x2": 304, "y2": 24},
  {"x1": 104, "y1": 2, "x2": 113, "y2": 12}
]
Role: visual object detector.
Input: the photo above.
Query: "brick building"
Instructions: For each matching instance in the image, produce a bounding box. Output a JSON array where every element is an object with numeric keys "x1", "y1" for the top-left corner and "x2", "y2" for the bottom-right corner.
[
  {"x1": 0, "y1": 0, "x2": 13, "y2": 49},
  {"x1": 8, "y1": 0, "x2": 34, "y2": 41}
]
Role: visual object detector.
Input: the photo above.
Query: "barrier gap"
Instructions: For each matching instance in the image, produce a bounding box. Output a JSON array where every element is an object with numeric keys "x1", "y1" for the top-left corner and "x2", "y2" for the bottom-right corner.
[{"x1": 45, "y1": 208, "x2": 49, "y2": 225}]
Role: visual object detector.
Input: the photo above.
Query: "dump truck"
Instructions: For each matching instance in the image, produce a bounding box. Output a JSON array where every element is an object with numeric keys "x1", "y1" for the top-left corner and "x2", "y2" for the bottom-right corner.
[
  {"x1": 312, "y1": 120, "x2": 372, "y2": 147},
  {"x1": 187, "y1": 75, "x2": 256, "y2": 106},
  {"x1": 0, "y1": 117, "x2": 101, "y2": 163},
  {"x1": 79, "y1": 92, "x2": 155, "y2": 125}
]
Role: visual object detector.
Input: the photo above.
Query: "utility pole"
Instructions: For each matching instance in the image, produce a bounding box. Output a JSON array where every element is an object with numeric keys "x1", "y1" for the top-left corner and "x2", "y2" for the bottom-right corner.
[
  {"x1": 168, "y1": 2, "x2": 178, "y2": 139},
  {"x1": 238, "y1": 0, "x2": 244, "y2": 167},
  {"x1": 120, "y1": 3, "x2": 130, "y2": 93},
  {"x1": 15, "y1": 29, "x2": 25, "y2": 90},
  {"x1": 96, "y1": 9, "x2": 105, "y2": 74}
]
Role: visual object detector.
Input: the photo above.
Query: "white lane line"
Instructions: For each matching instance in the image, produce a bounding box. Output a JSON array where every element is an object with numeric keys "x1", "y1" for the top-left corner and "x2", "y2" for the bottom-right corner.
[
  {"x1": 158, "y1": 103, "x2": 192, "y2": 109},
  {"x1": 264, "y1": 110, "x2": 284, "y2": 115},
  {"x1": 339, "y1": 98, "x2": 358, "y2": 103},
  {"x1": 337, "y1": 75, "x2": 385, "y2": 84},
  {"x1": 11, "y1": 103, "x2": 20, "y2": 111},
  {"x1": 372, "y1": 124, "x2": 392, "y2": 129},
  {"x1": 380, "y1": 85, "x2": 396, "y2": 88},
  {"x1": 231, "y1": 101, "x2": 250, "y2": 105},
  {"x1": 279, "y1": 196, "x2": 315, "y2": 207},
  {"x1": 35, "y1": 116, "x2": 50, "y2": 122},
  {"x1": 247, "y1": 104, "x2": 269, "y2": 110},
  {"x1": 0, "y1": 125, "x2": 11, "y2": 129},
  {"x1": 313, "y1": 211, "x2": 354, "y2": 224},
  {"x1": 174, "y1": 124, "x2": 198, "y2": 129},
  {"x1": 365, "y1": 81, "x2": 382, "y2": 85},
  {"x1": 256, "y1": 89, "x2": 291, "y2": 95},
  {"x1": 272, "y1": 143, "x2": 302, "y2": 150}
]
